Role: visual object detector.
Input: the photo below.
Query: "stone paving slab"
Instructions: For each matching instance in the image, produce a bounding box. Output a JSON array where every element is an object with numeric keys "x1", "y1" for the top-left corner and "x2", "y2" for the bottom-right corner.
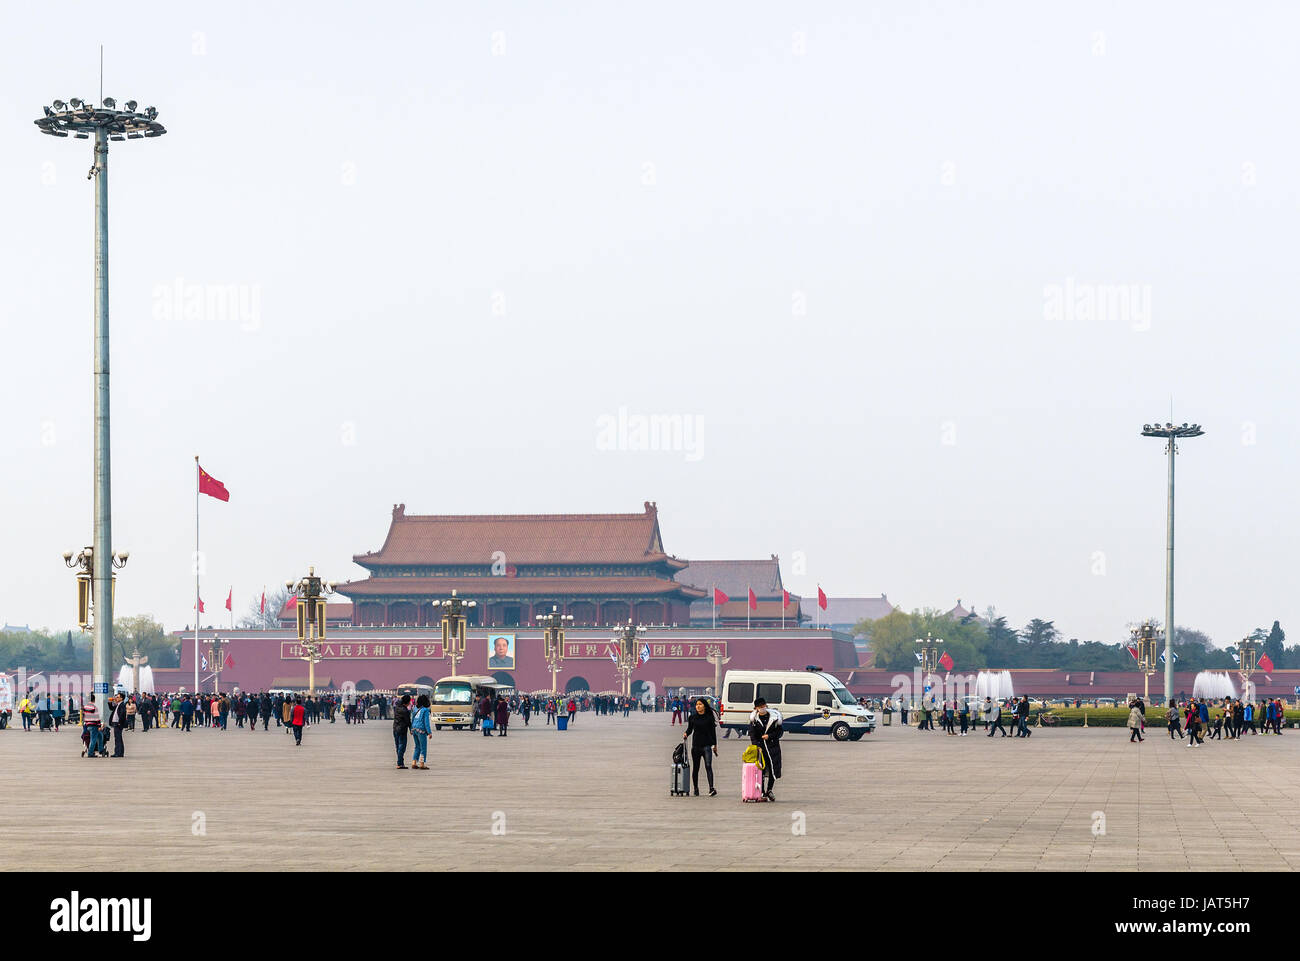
[{"x1": 2, "y1": 713, "x2": 1298, "y2": 870}]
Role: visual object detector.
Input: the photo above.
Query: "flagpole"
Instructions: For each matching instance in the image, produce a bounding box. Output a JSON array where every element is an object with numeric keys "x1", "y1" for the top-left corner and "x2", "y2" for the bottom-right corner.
[
  {"x1": 747, "y1": 585, "x2": 750, "y2": 631},
  {"x1": 194, "y1": 455, "x2": 200, "y2": 694}
]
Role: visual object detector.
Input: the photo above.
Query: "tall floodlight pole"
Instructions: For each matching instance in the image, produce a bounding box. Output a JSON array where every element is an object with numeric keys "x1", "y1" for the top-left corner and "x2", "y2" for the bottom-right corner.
[
  {"x1": 37, "y1": 98, "x2": 166, "y2": 701},
  {"x1": 1141, "y1": 422, "x2": 1205, "y2": 705}
]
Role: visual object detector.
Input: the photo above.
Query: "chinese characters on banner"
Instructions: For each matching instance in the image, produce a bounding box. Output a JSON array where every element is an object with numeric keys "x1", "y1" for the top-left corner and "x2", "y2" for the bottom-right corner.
[
  {"x1": 280, "y1": 641, "x2": 446, "y2": 660},
  {"x1": 562, "y1": 641, "x2": 727, "y2": 660}
]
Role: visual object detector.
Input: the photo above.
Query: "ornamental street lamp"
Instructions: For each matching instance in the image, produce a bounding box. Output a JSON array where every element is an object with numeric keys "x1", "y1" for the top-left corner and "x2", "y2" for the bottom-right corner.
[
  {"x1": 914, "y1": 632, "x2": 941, "y2": 676},
  {"x1": 206, "y1": 635, "x2": 230, "y2": 695},
  {"x1": 1237, "y1": 636, "x2": 1259, "y2": 701},
  {"x1": 1131, "y1": 620, "x2": 1161, "y2": 703},
  {"x1": 286, "y1": 567, "x2": 336, "y2": 696},
  {"x1": 40, "y1": 98, "x2": 166, "y2": 700},
  {"x1": 612, "y1": 619, "x2": 647, "y2": 697},
  {"x1": 433, "y1": 589, "x2": 476, "y2": 677},
  {"x1": 63, "y1": 546, "x2": 128, "y2": 641},
  {"x1": 536, "y1": 605, "x2": 573, "y2": 694},
  {"x1": 1141, "y1": 421, "x2": 1205, "y2": 706}
]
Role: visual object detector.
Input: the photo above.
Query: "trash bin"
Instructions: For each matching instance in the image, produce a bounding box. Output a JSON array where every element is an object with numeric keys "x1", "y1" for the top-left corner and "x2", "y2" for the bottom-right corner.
[
  {"x1": 883, "y1": 712, "x2": 892, "y2": 726},
  {"x1": 556, "y1": 715, "x2": 569, "y2": 731}
]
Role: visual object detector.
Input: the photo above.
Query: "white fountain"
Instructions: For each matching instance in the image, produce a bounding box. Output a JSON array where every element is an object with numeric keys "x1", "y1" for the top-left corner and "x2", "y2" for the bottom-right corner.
[
  {"x1": 974, "y1": 670, "x2": 1015, "y2": 701},
  {"x1": 1192, "y1": 670, "x2": 1237, "y2": 701},
  {"x1": 117, "y1": 664, "x2": 156, "y2": 694}
]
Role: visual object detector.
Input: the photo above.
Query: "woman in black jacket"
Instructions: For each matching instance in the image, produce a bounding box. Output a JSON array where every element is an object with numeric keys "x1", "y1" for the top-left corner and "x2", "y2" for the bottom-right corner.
[
  {"x1": 748, "y1": 698, "x2": 783, "y2": 801},
  {"x1": 681, "y1": 698, "x2": 719, "y2": 796}
]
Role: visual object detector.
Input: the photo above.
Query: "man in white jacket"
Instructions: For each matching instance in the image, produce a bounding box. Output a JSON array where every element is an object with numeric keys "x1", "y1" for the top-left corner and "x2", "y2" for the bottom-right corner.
[{"x1": 986, "y1": 697, "x2": 1008, "y2": 737}]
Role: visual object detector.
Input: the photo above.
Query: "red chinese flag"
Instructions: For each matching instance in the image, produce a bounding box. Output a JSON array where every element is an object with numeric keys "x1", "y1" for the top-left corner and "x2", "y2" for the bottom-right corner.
[
  {"x1": 195, "y1": 598, "x2": 205, "y2": 614},
  {"x1": 818, "y1": 586, "x2": 828, "y2": 610},
  {"x1": 197, "y1": 464, "x2": 230, "y2": 502},
  {"x1": 225, "y1": 587, "x2": 232, "y2": 612},
  {"x1": 225, "y1": 653, "x2": 234, "y2": 668},
  {"x1": 938, "y1": 651, "x2": 954, "y2": 671},
  {"x1": 260, "y1": 589, "x2": 266, "y2": 614},
  {"x1": 287, "y1": 595, "x2": 298, "y2": 610},
  {"x1": 1258, "y1": 653, "x2": 1275, "y2": 673},
  {"x1": 782, "y1": 589, "x2": 790, "y2": 608},
  {"x1": 1127, "y1": 644, "x2": 1139, "y2": 660},
  {"x1": 713, "y1": 588, "x2": 729, "y2": 606},
  {"x1": 748, "y1": 587, "x2": 757, "y2": 611}
]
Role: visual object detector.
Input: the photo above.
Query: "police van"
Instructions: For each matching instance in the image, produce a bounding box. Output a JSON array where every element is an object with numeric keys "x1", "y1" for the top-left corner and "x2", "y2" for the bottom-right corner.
[{"x1": 719, "y1": 669, "x2": 875, "y2": 741}]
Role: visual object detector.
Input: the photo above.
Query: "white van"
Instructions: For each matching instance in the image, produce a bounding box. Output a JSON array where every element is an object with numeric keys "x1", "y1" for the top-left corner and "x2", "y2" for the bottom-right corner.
[{"x1": 719, "y1": 669, "x2": 875, "y2": 741}]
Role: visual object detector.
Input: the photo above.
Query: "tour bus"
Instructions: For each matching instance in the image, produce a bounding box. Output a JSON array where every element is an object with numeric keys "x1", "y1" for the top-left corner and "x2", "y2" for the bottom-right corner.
[
  {"x1": 719, "y1": 668, "x2": 875, "y2": 741},
  {"x1": 430, "y1": 674, "x2": 511, "y2": 730}
]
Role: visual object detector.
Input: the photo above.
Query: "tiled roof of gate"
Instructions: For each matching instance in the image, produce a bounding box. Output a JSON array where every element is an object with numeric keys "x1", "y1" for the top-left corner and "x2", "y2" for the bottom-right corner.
[
  {"x1": 336, "y1": 576, "x2": 706, "y2": 599},
  {"x1": 354, "y1": 501, "x2": 686, "y2": 568}
]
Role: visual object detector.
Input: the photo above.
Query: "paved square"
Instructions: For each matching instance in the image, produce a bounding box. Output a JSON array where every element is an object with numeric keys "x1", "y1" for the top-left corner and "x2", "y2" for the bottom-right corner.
[{"x1": 4, "y1": 714, "x2": 1299, "y2": 871}]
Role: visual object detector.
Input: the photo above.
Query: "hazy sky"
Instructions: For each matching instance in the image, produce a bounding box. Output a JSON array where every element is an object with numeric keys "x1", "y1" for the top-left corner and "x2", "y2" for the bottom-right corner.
[{"x1": 3, "y1": 1, "x2": 1296, "y2": 649}]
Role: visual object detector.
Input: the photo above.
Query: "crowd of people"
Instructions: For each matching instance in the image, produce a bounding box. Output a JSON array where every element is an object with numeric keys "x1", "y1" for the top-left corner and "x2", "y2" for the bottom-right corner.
[
  {"x1": 883, "y1": 695, "x2": 1036, "y2": 737},
  {"x1": 1151, "y1": 695, "x2": 1289, "y2": 746}
]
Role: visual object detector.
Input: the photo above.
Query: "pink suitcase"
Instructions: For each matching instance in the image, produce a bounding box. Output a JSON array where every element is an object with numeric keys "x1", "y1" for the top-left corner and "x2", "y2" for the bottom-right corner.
[{"x1": 741, "y1": 761, "x2": 764, "y2": 801}]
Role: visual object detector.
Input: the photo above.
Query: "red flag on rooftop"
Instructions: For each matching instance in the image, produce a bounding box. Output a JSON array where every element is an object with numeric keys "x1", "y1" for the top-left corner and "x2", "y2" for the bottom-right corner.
[
  {"x1": 1258, "y1": 653, "x2": 1275, "y2": 673},
  {"x1": 197, "y1": 463, "x2": 230, "y2": 502},
  {"x1": 713, "y1": 588, "x2": 729, "y2": 606},
  {"x1": 748, "y1": 587, "x2": 757, "y2": 611},
  {"x1": 818, "y1": 586, "x2": 828, "y2": 611},
  {"x1": 938, "y1": 651, "x2": 954, "y2": 671}
]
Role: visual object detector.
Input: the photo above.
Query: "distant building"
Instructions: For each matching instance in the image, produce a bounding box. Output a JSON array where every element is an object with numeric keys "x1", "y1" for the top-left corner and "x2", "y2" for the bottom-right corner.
[
  {"x1": 813, "y1": 595, "x2": 897, "y2": 633},
  {"x1": 674, "y1": 556, "x2": 802, "y2": 627},
  {"x1": 946, "y1": 599, "x2": 988, "y2": 625},
  {"x1": 335, "y1": 502, "x2": 705, "y2": 627},
  {"x1": 1, "y1": 624, "x2": 32, "y2": 634}
]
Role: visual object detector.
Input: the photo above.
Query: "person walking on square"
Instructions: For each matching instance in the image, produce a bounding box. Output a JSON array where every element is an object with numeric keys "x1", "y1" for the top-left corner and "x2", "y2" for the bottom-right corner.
[
  {"x1": 748, "y1": 698, "x2": 783, "y2": 802},
  {"x1": 987, "y1": 698, "x2": 1007, "y2": 737},
  {"x1": 290, "y1": 696, "x2": 305, "y2": 747},
  {"x1": 1127, "y1": 700, "x2": 1145, "y2": 742},
  {"x1": 19, "y1": 691, "x2": 34, "y2": 732},
  {"x1": 1016, "y1": 696, "x2": 1032, "y2": 738},
  {"x1": 108, "y1": 693, "x2": 128, "y2": 757},
  {"x1": 566, "y1": 697, "x2": 577, "y2": 724},
  {"x1": 958, "y1": 699, "x2": 969, "y2": 736},
  {"x1": 1166, "y1": 700, "x2": 1183, "y2": 739},
  {"x1": 179, "y1": 694, "x2": 194, "y2": 732},
  {"x1": 671, "y1": 697, "x2": 684, "y2": 725},
  {"x1": 495, "y1": 695, "x2": 510, "y2": 737},
  {"x1": 393, "y1": 693, "x2": 412, "y2": 769},
  {"x1": 409, "y1": 694, "x2": 431, "y2": 769},
  {"x1": 520, "y1": 697, "x2": 531, "y2": 726},
  {"x1": 682, "y1": 697, "x2": 718, "y2": 796},
  {"x1": 81, "y1": 694, "x2": 103, "y2": 758}
]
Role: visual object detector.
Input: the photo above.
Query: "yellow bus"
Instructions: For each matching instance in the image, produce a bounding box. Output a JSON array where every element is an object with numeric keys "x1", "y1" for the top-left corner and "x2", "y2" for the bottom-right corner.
[{"x1": 430, "y1": 675, "x2": 510, "y2": 730}]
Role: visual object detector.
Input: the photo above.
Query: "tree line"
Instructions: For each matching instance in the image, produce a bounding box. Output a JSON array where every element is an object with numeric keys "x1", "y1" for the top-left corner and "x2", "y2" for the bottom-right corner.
[{"x1": 857, "y1": 608, "x2": 1292, "y2": 674}]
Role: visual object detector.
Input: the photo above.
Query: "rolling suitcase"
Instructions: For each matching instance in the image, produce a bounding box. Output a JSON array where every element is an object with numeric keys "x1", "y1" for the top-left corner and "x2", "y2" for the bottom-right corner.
[
  {"x1": 741, "y1": 761, "x2": 764, "y2": 802},
  {"x1": 671, "y1": 742, "x2": 691, "y2": 796}
]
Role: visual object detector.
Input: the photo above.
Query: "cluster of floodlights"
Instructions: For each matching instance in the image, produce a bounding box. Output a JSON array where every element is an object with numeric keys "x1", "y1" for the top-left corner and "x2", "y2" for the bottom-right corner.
[
  {"x1": 35, "y1": 98, "x2": 165, "y2": 139},
  {"x1": 1141, "y1": 422, "x2": 1204, "y2": 438}
]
